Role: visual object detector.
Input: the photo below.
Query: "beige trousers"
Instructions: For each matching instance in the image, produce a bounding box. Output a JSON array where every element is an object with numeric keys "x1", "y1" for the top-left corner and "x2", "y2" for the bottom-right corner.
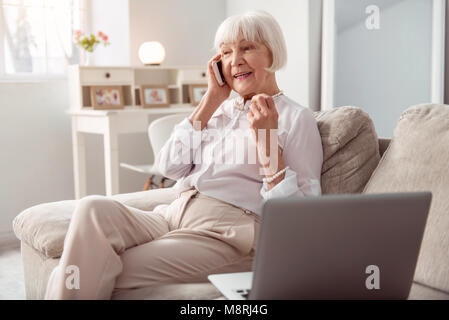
[{"x1": 44, "y1": 187, "x2": 260, "y2": 299}]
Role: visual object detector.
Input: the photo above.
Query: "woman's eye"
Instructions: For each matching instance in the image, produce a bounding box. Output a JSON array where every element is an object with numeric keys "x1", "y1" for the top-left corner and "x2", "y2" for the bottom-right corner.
[
  {"x1": 223, "y1": 51, "x2": 230, "y2": 55},
  {"x1": 244, "y1": 46, "x2": 251, "y2": 50}
]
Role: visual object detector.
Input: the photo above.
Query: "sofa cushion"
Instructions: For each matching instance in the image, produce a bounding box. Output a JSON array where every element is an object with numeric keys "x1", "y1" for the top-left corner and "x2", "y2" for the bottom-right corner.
[
  {"x1": 314, "y1": 106, "x2": 380, "y2": 194},
  {"x1": 363, "y1": 103, "x2": 449, "y2": 293},
  {"x1": 12, "y1": 187, "x2": 178, "y2": 258}
]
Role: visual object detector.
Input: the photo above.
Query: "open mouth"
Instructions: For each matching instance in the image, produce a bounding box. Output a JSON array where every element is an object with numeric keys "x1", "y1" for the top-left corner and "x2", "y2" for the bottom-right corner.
[{"x1": 233, "y1": 72, "x2": 252, "y2": 80}]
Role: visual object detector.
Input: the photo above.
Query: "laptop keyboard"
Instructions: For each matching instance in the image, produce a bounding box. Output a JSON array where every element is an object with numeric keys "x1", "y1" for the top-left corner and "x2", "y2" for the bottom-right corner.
[{"x1": 235, "y1": 289, "x2": 251, "y2": 299}]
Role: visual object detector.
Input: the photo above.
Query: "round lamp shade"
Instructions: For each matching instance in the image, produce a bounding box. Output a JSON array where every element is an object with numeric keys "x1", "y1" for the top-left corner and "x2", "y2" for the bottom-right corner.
[{"x1": 138, "y1": 41, "x2": 166, "y2": 66}]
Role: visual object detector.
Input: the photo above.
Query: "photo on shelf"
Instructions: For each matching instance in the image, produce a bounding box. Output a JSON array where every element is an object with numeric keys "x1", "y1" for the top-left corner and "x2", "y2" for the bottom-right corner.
[
  {"x1": 188, "y1": 84, "x2": 208, "y2": 106},
  {"x1": 140, "y1": 85, "x2": 170, "y2": 108},
  {"x1": 90, "y1": 86, "x2": 124, "y2": 110}
]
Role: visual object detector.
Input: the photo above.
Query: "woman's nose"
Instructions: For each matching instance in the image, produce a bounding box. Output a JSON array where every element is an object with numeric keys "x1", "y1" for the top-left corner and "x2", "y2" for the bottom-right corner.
[{"x1": 231, "y1": 51, "x2": 245, "y2": 67}]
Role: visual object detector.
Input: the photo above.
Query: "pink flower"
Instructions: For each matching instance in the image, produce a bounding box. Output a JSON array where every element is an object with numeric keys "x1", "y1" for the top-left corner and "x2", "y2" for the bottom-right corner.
[
  {"x1": 97, "y1": 31, "x2": 103, "y2": 37},
  {"x1": 102, "y1": 35, "x2": 108, "y2": 42},
  {"x1": 73, "y1": 29, "x2": 82, "y2": 42}
]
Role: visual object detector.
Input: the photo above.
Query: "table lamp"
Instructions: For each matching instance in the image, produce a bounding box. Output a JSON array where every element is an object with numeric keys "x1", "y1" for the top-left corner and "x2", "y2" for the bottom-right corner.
[{"x1": 138, "y1": 41, "x2": 166, "y2": 66}]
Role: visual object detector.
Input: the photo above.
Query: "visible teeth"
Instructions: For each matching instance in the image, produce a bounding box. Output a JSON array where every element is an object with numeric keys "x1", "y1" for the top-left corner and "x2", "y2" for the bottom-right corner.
[{"x1": 235, "y1": 72, "x2": 251, "y2": 78}]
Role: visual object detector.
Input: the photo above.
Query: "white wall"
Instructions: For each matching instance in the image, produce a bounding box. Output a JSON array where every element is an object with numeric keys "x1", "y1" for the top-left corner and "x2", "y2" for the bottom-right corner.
[
  {"x1": 90, "y1": 0, "x2": 130, "y2": 66},
  {"x1": 129, "y1": 0, "x2": 226, "y2": 67},
  {"x1": 334, "y1": 0, "x2": 433, "y2": 138},
  {"x1": 0, "y1": 81, "x2": 72, "y2": 237},
  {"x1": 226, "y1": 0, "x2": 322, "y2": 111},
  {"x1": 0, "y1": 80, "x2": 162, "y2": 238}
]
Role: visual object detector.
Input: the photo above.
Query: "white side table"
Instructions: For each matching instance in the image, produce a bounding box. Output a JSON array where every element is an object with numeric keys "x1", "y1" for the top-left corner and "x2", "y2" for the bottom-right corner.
[{"x1": 68, "y1": 106, "x2": 193, "y2": 199}]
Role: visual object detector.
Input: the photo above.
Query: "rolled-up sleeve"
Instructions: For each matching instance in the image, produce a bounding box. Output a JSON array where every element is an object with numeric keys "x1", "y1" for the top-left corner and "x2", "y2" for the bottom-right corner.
[
  {"x1": 155, "y1": 117, "x2": 208, "y2": 181},
  {"x1": 260, "y1": 108, "x2": 323, "y2": 200}
]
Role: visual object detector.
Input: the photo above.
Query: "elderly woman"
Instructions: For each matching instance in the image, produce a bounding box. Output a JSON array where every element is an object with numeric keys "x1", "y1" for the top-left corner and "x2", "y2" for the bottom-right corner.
[{"x1": 45, "y1": 10, "x2": 323, "y2": 299}]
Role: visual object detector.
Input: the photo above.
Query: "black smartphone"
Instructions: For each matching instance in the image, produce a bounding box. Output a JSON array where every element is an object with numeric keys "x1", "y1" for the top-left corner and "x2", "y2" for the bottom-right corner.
[{"x1": 212, "y1": 60, "x2": 226, "y2": 86}]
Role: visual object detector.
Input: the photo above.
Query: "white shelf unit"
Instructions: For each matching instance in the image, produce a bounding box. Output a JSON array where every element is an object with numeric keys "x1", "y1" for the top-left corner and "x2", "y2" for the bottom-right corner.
[
  {"x1": 68, "y1": 65, "x2": 208, "y2": 111},
  {"x1": 67, "y1": 65, "x2": 207, "y2": 198}
]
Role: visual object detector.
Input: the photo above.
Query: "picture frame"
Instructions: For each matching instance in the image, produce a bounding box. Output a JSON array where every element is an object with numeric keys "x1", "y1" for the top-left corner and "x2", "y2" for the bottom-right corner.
[
  {"x1": 140, "y1": 84, "x2": 170, "y2": 108},
  {"x1": 90, "y1": 86, "x2": 124, "y2": 110},
  {"x1": 188, "y1": 84, "x2": 208, "y2": 106}
]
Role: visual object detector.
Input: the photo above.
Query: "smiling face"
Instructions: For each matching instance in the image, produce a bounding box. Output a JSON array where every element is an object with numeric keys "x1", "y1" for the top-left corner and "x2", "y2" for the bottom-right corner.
[{"x1": 219, "y1": 32, "x2": 279, "y2": 103}]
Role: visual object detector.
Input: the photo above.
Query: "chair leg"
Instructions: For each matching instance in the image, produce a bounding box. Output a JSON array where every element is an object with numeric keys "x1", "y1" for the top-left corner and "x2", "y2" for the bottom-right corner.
[
  {"x1": 158, "y1": 177, "x2": 166, "y2": 189},
  {"x1": 143, "y1": 175, "x2": 153, "y2": 191}
]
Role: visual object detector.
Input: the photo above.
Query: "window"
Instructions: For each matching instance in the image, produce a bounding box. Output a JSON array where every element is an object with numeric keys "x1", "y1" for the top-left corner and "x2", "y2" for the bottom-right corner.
[{"x1": 0, "y1": 0, "x2": 87, "y2": 78}]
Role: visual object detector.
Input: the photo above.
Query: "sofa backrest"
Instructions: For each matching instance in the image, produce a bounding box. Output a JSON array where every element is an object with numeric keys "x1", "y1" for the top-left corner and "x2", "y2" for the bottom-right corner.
[{"x1": 314, "y1": 106, "x2": 381, "y2": 195}]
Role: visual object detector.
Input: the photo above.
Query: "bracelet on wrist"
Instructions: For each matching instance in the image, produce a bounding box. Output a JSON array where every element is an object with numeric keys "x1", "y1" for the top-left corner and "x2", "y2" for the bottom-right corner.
[{"x1": 262, "y1": 166, "x2": 289, "y2": 184}]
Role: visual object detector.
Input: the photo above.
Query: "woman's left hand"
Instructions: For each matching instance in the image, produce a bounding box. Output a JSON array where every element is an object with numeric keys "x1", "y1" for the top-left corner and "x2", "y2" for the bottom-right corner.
[{"x1": 247, "y1": 94, "x2": 279, "y2": 159}]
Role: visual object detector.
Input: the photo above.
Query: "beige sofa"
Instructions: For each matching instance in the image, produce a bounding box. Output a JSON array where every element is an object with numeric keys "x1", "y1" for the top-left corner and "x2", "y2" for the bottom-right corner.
[{"x1": 12, "y1": 104, "x2": 449, "y2": 299}]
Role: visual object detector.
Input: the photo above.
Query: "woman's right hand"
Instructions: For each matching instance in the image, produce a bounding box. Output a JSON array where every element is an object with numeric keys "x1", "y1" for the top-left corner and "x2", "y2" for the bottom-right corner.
[
  {"x1": 188, "y1": 54, "x2": 232, "y2": 130},
  {"x1": 205, "y1": 53, "x2": 232, "y2": 106}
]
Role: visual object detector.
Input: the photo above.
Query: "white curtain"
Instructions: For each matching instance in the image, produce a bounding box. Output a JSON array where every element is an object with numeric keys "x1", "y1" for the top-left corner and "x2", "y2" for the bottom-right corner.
[{"x1": 0, "y1": 0, "x2": 86, "y2": 75}]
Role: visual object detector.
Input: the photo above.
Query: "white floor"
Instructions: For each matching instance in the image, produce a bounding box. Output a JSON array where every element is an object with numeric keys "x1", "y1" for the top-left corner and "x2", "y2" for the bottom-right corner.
[{"x1": 0, "y1": 244, "x2": 26, "y2": 300}]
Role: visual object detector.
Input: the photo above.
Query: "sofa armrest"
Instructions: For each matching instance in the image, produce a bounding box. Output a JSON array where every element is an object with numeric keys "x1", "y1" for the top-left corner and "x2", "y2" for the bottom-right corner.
[{"x1": 13, "y1": 187, "x2": 179, "y2": 258}]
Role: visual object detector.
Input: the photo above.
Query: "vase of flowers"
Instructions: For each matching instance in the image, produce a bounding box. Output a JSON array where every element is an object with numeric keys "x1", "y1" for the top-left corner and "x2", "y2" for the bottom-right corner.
[{"x1": 73, "y1": 30, "x2": 110, "y2": 66}]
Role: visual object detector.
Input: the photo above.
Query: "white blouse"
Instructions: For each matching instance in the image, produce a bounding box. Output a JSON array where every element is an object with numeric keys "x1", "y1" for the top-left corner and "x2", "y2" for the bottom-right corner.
[{"x1": 155, "y1": 94, "x2": 323, "y2": 215}]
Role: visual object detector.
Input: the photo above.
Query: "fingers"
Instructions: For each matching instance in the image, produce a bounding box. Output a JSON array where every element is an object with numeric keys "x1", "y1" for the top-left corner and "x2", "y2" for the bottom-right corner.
[
  {"x1": 207, "y1": 53, "x2": 223, "y2": 85},
  {"x1": 207, "y1": 54, "x2": 219, "y2": 72},
  {"x1": 265, "y1": 95, "x2": 275, "y2": 110},
  {"x1": 250, "y1": 96, "x2": 270, "y2": 117},
  {"x1": 250, "y1": 101, "x2": 264, "y2": 119},
  {"x1": 208, "y1": 53, "x2": 222, "y2": 68},
  {"x1": 208, "y1": 53, "x2": 221, "y2": 62},
  {"x1": 247, "y1": 94, "x2": 279, "y2": 142},
  {"x1": 207, "y1": 54, "x2": 220, "y2": 68}
]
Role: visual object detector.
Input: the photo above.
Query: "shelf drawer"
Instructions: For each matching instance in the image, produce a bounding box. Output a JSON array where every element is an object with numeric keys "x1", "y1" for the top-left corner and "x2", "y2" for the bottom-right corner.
[
  {"x1": 177, "y1": 68, "x2": 207, "y2": 83},
  {"x1": 80, "y1": 68, "x2": 133, "y2": 83}
]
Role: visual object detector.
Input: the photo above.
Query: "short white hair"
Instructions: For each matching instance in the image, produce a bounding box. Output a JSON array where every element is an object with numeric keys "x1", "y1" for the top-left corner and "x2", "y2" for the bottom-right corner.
[{"x1": 213, "y1": 10, "x2": 287, "y2": 73}]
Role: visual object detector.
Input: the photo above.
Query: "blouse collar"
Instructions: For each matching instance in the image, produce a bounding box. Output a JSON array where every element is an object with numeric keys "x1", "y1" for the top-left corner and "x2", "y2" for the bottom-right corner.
[
  {"x1": 212, "y1": 92, "x2": 285, "y2": 120},
  {"x1": 232, "y1": 91, "x2": 285, "y2": 113}
]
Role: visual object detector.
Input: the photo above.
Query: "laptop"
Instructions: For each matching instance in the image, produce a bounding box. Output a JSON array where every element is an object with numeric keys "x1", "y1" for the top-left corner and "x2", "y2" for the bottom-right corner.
[{"x1": 208, "y1": 192, "x2": 432, "y2": 300}]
